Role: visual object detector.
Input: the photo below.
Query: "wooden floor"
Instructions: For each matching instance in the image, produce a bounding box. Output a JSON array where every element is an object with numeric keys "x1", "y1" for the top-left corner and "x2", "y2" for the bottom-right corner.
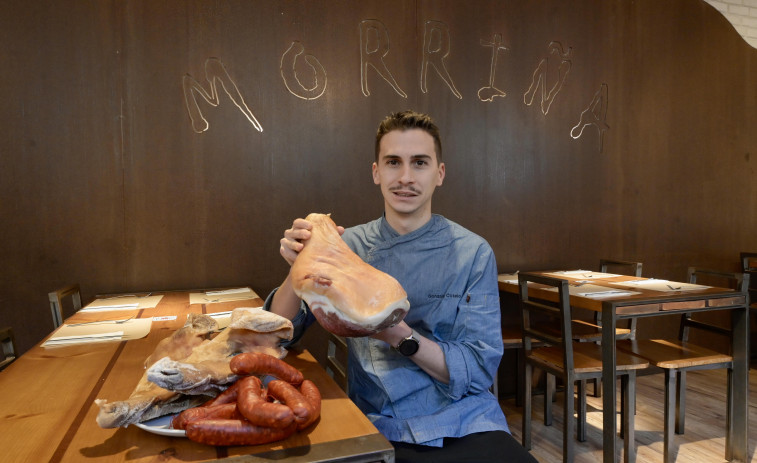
[{"x1": 499, "y1": 368, "x2": 757, "y2": 463}]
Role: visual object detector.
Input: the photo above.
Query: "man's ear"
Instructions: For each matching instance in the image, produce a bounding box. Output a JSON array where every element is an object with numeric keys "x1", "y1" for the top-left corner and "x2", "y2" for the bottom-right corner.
[
  {"x1": 372, "y1": 162, "x2": 380, "y2": 185},
  {"x1": 437, "y1": 162, "x2": 446, "y2": 186}
]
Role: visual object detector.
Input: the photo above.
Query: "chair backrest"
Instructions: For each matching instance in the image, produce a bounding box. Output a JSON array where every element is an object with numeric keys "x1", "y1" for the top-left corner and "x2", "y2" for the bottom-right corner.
[
  {"x1": 325, "y1": 332, "x2": 348, "y2": 393},
  {"x1": 599, "y1": 258, "x2": 643, "y2": 277},
  {"x1": 597, "y1": 259, "x2": 642, "y2": 338},
  {"x1": 740, "y1": 252, "x2": 757, "y2": 304},
  {"x1": 518, "y1": 272, "x2": 573, "y2": 370},
  {"x1": 0, "y1": 327, "x2": 18, "y2": 371},
  {"x1": 48, "y1": 284, "x2": 82, "y2": 328},
  {"x1": 681, "y1": 267, "x2": 749, "y2": 341}
]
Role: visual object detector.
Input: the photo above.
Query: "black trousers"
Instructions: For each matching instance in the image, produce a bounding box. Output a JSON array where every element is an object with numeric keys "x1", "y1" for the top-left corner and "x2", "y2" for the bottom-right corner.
[{"x1": 391, "y1": 431, "x2": 539, "y2": 463}]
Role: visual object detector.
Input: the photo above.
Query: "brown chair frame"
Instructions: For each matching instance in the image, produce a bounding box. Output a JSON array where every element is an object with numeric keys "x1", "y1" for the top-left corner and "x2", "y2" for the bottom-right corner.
[
  {"x1": 617, "y1": 267, "x2": 747, "y2": 463},
  {"x1": 740, "y1": 252, "x2": 757, "y2": 364},
  {"x1": 0, "y1": 327, "x2": 18, "y2": 371},
  {"x1": 48, "y1": 284, "x2": 82, "y2": 328},
  {"x1": 580, "y1": 259, "x2": 643, "y2": 398},
  {"x1": 325, "y1": 332, "x2": 348, "y2": 393},
  {"x1": 519, "y1": 272, "x2": 647, "y2": 463}
]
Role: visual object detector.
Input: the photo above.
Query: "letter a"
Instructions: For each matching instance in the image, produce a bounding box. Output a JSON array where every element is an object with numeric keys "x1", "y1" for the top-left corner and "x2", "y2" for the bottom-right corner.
[{"x1": 571, "y1": 83, "x2": 610, "y2": 153}]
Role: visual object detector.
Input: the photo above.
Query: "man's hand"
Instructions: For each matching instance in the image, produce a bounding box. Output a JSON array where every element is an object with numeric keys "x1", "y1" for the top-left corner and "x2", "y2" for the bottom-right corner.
[
  {"x1": 279, "y1": 217, "x2": 345, "y2": 266},
  {"x1": 372, "y1": 321, "x2": 451, "y2": 384},
  {"x1": 279, "y1": 218, "x2": 312, "y2": 266}
]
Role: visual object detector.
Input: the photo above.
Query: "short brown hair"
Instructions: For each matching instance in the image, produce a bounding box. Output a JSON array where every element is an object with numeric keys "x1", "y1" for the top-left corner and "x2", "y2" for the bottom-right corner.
[{"x1": 374, "y1": 110, "x2": 442, "y2": 163}]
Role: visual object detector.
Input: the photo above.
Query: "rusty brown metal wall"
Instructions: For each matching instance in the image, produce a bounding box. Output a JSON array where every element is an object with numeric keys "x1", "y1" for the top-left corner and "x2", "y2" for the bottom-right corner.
[{"x1": 1, "y1": 0, "x2": 755, "y2": 354}]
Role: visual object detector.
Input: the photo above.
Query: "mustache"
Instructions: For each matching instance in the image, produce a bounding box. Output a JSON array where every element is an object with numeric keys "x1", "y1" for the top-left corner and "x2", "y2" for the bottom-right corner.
[{"x1": 389, "y1": 185, "x2": 421, "y2": 194}]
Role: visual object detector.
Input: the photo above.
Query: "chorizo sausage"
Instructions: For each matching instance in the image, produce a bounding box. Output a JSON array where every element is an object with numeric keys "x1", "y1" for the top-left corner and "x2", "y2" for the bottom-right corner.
[
  {"x1": 171, "y1": 402, "x2": 240, "y2": 430},
  {"x1": 186, "y1": 419, "x2": 297, "y2": 446},
  {"x1": 299, "y1": 379, "x2": 322, "y2": 428},
  {"x1": 237, "y1": 375, "x2": 294, "y2": 429},
  {"x1": 266, "y1": 379, "x2": 314, "y2": 430},
  {"x1": 229, "y1": 352, "x2": 304, "y2": 385},
  {"x1": 200, "y1": 380, "x2": 241, "y2": 408}
]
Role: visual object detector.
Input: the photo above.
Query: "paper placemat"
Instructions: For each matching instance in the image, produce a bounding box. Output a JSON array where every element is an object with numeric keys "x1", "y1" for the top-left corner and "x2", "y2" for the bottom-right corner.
[
  {"x1": 497, "y1": 273, "x2": 519, "y2": 285},
  {"x1": 81, "y1": 295, "x2": 164, "y2": 312},
  {"x1": 543, "y1": 270, "x2": 624, "y2": 280},
  {"x1": 569, "y1": 284, "x2": 640, "y2": 299},
  {"x1": 42, "y1": 318, "x2": 152, "y2": 347},
  {"x1": 200, "y1": 307, "x2": 264, "y2": 329},
  {"x1": 612, "y1": 279, "x2": 711, "y2": 292},
  {"x1": 189, "y1": 287, "x2": 259, "y2": 305},
  {"x1": 540, "y1": 283, "x2": 640, "y2": 299}
]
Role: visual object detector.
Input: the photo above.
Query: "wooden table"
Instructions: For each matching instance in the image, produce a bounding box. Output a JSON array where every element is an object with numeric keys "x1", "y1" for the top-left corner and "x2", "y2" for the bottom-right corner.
[
  {"x1": 498, "y1": 271, "x2": 749, "y2": 463},
  {"x1": 0, "y1": 289, "x2": 394, "y2": 463}
]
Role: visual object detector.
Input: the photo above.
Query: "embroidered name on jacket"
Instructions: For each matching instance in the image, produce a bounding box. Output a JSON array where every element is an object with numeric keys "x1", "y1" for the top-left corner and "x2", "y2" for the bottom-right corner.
[{"x1": 428, "y1": 293, "x2": 462, "y2": 299}]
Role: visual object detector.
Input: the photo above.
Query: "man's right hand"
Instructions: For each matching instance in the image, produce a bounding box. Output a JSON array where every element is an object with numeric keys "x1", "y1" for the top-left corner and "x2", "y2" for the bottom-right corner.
[{"x1": 279, "y1": 218, "x2": 313, "y2": 266}]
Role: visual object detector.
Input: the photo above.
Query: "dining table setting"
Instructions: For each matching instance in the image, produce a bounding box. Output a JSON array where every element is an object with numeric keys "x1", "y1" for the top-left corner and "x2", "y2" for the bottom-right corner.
[
  {"x1": 0, "y1": 287, "x2": 394, "y2": 463},
  {"x1": 498, "y1": 269, "x2": 750, "y2": 463}
]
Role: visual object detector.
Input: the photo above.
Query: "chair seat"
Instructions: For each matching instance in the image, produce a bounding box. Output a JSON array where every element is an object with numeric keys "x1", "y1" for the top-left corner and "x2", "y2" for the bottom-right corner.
[
  {"x1": 502, "y1": 325, "x2": 525, "y2": 348},
  {"x1": 617, "y1": 339, "x2": 732, "y2": 369},
  {"x1": 528, "y1": 342, "x2": 649, "y2": 374},
  {"x1": 572, "y1": 319, "x2": 632, "y2": 341},
  {"x1": 503, "y1": 325, "x2": 546, "y2": 348}
]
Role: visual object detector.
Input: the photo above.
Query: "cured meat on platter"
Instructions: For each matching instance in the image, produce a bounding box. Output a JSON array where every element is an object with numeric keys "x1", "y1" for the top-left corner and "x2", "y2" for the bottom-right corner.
[
  {"x1": 290, "y1": 213, "x2": 409, "y2": 337},
  {"x1": 95, "y1": 308, "x2": 293, "y2": 428},
  {"x1": 147, "y1": 308, "x2": 293, "y2": 395}
]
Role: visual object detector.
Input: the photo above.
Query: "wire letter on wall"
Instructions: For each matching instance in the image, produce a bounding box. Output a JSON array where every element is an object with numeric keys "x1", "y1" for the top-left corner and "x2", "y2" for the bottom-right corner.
[
  {"x1": 523, "y1": 41, "x2": 572, "y2": 115},
  {"x1": 421, "y1": 20, "x2": 462, "y2": 99},
  {"x1": 478, "y1": 33, "x2": 509, "y2": 102},
  {"x1": 183, "y1": 57, "x2": 263, "y2": 133},
  {"x1": 280, "y1": 41, "x2": 327, "y2": 100},
  {"x1": 359, "y1": 19, "x2": 407, "y2": 98},
  {"x1": 571, "y1": 83, "x2": 609, "y2": 153}
]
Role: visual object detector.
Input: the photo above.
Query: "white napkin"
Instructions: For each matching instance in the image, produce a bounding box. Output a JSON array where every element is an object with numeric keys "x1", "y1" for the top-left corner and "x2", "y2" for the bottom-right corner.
[
  {"x1": 42, "y1": 331, "x2": 123, "y2": 347},
  {"x1": 576, "y1": 290, "x2": 639, "y2": 299},
  {"x1": 614, "y1": 279, "x2": 710, "y2": 292},
  {"x1": 80, "y1": 303, "x2": 140, "y2": 312},
  {"x1": 205, "y1": 288, "x2": 252, "y2": 296}
]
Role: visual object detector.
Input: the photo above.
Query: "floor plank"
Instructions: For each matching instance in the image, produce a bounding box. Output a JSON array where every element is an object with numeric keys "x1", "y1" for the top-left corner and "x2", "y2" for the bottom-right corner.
[{"x1": 499, "y1": 368, "x2": 757, "y2": 462}]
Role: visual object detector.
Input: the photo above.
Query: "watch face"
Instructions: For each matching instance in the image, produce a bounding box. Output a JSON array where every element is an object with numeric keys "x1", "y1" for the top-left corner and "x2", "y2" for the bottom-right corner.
[{"x1": 398, "y1": 337, "x2": 419, "y2": 356}]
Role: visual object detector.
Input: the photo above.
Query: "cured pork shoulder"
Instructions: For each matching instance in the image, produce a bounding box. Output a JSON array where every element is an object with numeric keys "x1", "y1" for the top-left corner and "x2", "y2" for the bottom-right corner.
[
  {"x1": 95, "y1": 313, "x2": 218, "y2": 428},
  {"x1": 147, "y1": 307, "x2": 293, "y2": 395},
  {"x1": 95, "y1": 308, "x2": 293, "y2": 428},
  {"x1": 290, "y1": 213, "x2": 409, "y2": 337}
]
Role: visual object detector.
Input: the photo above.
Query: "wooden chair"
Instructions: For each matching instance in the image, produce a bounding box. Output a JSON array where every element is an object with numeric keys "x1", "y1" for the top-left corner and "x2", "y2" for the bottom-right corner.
[
  {"x1": 574, "y1": 259, "x2": 642, "y2": 344},
  {"x1": 325, "y1": 332, "x2": 348, "y2": 393},
  {"x1": 0, "y1": 327, "x2": 18, "y2": 371},
  {"x1": 740, "y1": 252, "x2": 757, "y2": 364},
  {"x1": 48, "y1": 284, "x2": 82, "y2": 328},
  {"x1": 579, "y1": 259, "x2": 643, "y2": 398},
  {"x1": 501, "y1": 325, "x2": 545, "y2": 406},
  {"x1": 519, "y1": 272, "x2": 648, "y2": 463},
  {"x1": 617, "y1": 267, "x2": 748, "y2": 463}
]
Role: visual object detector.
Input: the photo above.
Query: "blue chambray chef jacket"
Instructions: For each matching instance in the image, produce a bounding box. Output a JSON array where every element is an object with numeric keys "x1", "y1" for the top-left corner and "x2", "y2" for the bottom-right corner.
[{"x1": 263, "y1": 214, "x2": 509, "y2": 446}]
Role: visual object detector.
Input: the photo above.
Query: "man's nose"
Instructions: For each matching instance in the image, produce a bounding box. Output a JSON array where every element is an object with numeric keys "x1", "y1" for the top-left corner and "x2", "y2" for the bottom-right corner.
[{"x1": 399, "y1": 165, "x2": 414, "y2": 183}]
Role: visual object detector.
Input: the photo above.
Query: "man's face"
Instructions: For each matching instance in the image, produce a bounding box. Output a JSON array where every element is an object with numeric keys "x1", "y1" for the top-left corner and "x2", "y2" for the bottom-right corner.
[{"x1": 372, "y1": 129, "x2": 445, "y2": 224}]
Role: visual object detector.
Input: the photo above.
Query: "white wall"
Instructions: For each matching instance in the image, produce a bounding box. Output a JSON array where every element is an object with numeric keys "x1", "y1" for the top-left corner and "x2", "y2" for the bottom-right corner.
[{"x1": 705, "y1": 0, "x2": 757, "y2": 47}]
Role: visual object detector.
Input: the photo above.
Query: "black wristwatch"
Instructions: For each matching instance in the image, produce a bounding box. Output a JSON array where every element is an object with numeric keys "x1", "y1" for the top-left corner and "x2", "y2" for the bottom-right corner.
[{"x1": 395, "y1": 329, "x2": 420, "y2": 356}]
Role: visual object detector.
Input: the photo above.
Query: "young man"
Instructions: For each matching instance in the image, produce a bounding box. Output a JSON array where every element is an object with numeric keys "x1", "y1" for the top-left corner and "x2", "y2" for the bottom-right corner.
[{"x1": 265, "y1": 110, "x2": 537, "y2": 463}]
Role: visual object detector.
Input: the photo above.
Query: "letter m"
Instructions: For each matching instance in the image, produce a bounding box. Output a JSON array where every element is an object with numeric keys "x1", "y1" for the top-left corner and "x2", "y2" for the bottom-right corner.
[{"x1": 183, "y1": 57, "x2": 263, "y2": 133}]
